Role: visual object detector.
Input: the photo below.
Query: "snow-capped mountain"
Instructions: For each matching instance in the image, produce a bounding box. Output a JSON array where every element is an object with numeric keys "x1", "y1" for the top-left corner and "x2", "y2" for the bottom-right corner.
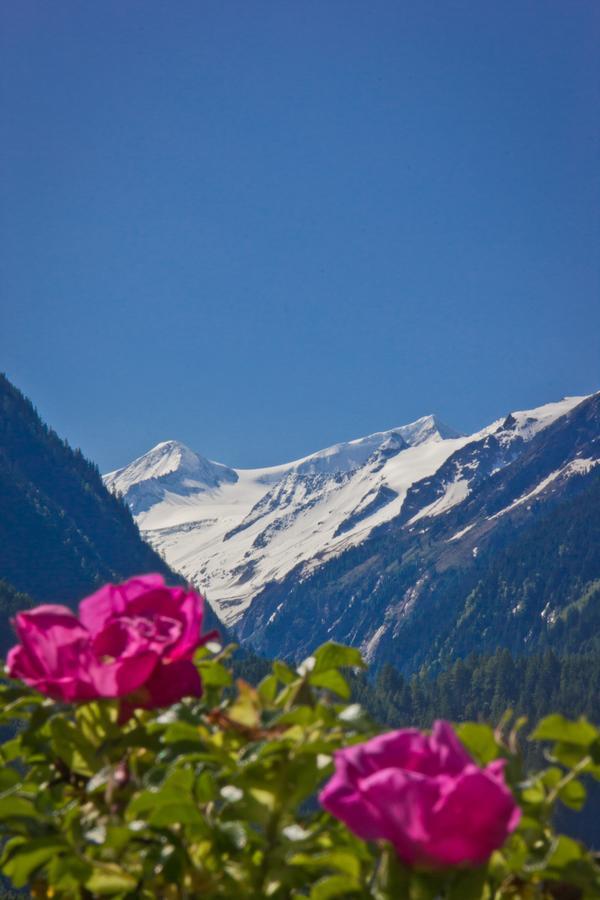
[
  {"x1": 103, "y1": 396, "x2": 591, "y2": 630},
  {"x1": 236, "y1": 391, "x2": 600, "y2": 668},
  {"x1": 104, "y1": 440, "x2": 238, "y2": 516}
]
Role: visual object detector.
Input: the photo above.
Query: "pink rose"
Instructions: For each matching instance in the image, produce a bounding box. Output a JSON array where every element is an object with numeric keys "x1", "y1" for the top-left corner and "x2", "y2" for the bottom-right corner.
[
  {"x1": 7, "y1": 575, "x2": 211, "y2": 711},
  {"x1": 319, "y1": 721, "x2": 520, "y2": 868}
]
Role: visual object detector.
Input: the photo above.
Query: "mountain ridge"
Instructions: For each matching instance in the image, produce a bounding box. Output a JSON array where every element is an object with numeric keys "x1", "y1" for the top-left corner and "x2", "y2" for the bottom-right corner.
[
  {"x1": 237, "y1": 392, "x2": 600, "y2": 669},
  {"x1": 104, "y1": 394, "x2": 591, "y2": 630}
]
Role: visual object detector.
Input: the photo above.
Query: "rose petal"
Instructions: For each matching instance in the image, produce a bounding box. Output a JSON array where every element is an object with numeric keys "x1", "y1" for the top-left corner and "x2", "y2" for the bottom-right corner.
[
  {"x1": 6, "y1": 643, "x2": 43, "y2": 682},
  {"x1": 92, "y1": 619, "x2": 152, "y2": 659},
  {"x1": 38, "y1": 674, "x2": 98, "y2": 703},
  {"x1": 430, "y1": 720, "x2": 474, "y2": 775},
  {"x1": 12, "y1": 607, "x2": 89, "y2": 672},
  {"x1": 79, "y1": 575, "x2": 167, "y2": 632},
  {"x1": 78, "y1": 583, "x2": 125, "y2": 632},
  {"x1": 141, "y1": 659, "x2": 202, "y2": 708},
  {"x1": 90, "y1": 650, "x2": 159, "y2": 698},
  {"x1": 329, "y1": 729, "x2": 440, "y2": 784},
  {"x1": 359, "y1": 768, "x2": 442, "y2": 865},
  {"x1": 427, "y1": 767, "x2": 521, "y2": 866},
  {"x1": 319, "y1": 763, "x2": 386, "y2": 842},
  {"x1": 164, "y1": 589, "x2": 204, "y2": 661}
]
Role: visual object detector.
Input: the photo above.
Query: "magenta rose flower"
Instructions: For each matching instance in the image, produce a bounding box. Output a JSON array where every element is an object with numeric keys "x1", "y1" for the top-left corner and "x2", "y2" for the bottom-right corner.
[
  {"x1": 319, "y1": 720, "x2": 520, "y2": 868},
  {"x1": 7, "y1": 575, "x2": 212, "y2": 711}
]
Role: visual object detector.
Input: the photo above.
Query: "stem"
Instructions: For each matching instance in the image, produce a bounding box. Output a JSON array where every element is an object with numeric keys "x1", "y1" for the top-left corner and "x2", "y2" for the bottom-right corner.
[{"x1": 546, "y1": 755, "x2": 592, "y2": 807}]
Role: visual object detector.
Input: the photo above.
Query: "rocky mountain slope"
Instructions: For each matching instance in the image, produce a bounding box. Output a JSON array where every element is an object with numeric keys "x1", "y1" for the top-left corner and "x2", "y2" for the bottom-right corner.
[
  {"x1": 238, "y1": 393, "x2": 600, "y2": 669},
  {"x1": 105, "y1": 393, "x2": 596, "y2": 659}
]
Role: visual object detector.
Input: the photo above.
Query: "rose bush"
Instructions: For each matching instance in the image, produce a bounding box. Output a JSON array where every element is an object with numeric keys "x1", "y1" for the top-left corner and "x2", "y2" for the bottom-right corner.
[
  {"x1": 1, "y1": 582, "x2": 599, "y2": 898},
  {"x1": 6, "y1": 575, "x2": 209, "y2": 712},
  {"x1": 319, "y1": 720, "x2": 520, "y2": 868}
]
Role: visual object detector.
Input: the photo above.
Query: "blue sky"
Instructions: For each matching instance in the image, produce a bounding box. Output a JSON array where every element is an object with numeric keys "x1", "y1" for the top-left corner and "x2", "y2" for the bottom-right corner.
[{"x1": 1, "y1": 1, "x2": 598, "y2": 472}]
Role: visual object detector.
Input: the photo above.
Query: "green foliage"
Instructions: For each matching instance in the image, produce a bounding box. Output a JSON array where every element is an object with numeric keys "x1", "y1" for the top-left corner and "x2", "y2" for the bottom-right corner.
[{"x1": 0, "y1": 644, "x2": 599, "y2": 898}]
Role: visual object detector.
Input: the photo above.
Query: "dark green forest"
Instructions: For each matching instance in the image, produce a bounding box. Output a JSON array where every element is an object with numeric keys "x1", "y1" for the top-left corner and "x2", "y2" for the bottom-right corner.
[
  {"x1": 0, "y1": 374, "x2": 175, "y2": 605},
  {"x1": 0, "y1": 374, "x2": 223, "y2": 639}
]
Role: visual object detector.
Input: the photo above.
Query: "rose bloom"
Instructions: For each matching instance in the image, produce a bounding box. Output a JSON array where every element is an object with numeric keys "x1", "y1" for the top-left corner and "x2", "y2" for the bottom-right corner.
[
  {"x1": 319, "y1": 721, "x2": 520, "y2": 868},
  {"x1": 7, "y1": 575, "x2": 211, "y2": 712}
]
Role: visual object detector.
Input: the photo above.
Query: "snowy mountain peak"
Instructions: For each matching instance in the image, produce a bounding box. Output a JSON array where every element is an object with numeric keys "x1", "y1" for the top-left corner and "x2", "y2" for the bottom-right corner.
[
  {"x1": 289, "y1": 415, "x2": 460, "y2": 478},
  {"x1": 103, "y1": 393, "x2": 592, "y2": 627},
  {"x1": 104, "y1": 440, "x2": 238, "y2": 515},
  {"x1": 126, "y1": 440, "x2": 204, "y2": 482},
  {"x1": 477, "y1": 396, "x2": 590, "y2": 444},
  {"x1": 396, "y1": 414, "x2": 462, "y2": 446}
]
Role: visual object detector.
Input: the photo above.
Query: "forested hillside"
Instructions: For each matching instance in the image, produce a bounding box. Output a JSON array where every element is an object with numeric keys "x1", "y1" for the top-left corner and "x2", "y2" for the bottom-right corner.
[
  {"x1": 352, "y1": 648, "x2": 600, "y2": 735},
  {"x1": 0, "y1": 374, "x2": 183, "y2": 607}
]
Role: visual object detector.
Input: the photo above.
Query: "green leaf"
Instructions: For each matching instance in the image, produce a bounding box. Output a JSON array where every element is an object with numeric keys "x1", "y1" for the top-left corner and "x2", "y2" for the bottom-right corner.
[
  {"x1": 309, "y1": 873, "x2": 361, "y2": 899},
  {"x1": 531, "y1": 715, "x2": 598, "y2": 747},
  {"x1": 520, "y1": 780, "x2": 545, "y2": 805},
  {"x1": 198, "y1": 660, "x2": 233, "y2": 688},
  {"x1": 150, "y1": 803, "x2": 205, "y2": 827},
  {"x1": 540, "y1": 766, "x2": 563, "y2": 788},
  {"x1": 290, "y1": 850, "x2": 361, "y2": 879},
  {"x1": 309, "y1": 669, "x2": 350, "y2": 699},
  {"x1": 228, "y1": 680, "x2": 261, "y2": 728},
  {"x1": 275, "y1": 706, "x2": 317, "y2": 725},
  {"x1": 1, "y1": 836, "x2": 67, "y2": 888},
  {"x1": 312, "y1": 642, "x2": 365, "y2": 674},
  {"x1": 456, "y1": 723, "x2": 500, "y2": 765},
  {"x1": 76, "y1": 700, "x2": 119, "y2": 744},
  {"x1": 162, "y1": 722, "x2": 203, "y2": 745},
  {"x1": 273, "y1": 660, "x2": 297, "y2": 684},
  {"x1": 49, "y1": 716, "x2": 97, "y2": 775},
  {"x1": 86, "y1": 863, "x2": 138, "y2": 895},
  {"x1": 546, "y1": 834, "x2": 584, "y2": 870},
  {"x1": 258, "y1": 673, "x2": 279, "y2": 703},
  {"x1": 0, "y1": 767, "x2": 21, "y2": 794},
  {"x1": 551, "y1": 742, "x2": 600, "y2": 775},
  {"x1": 0, "y1": 796, "x2": 38, "y2": 821},
  {"x1": 0, "y1": 737, "x2": 23, "y2": 762},
  {"x1": 47, "y1": 854, "x2": 93, "y2": 891},
  {"x1": 102, "y1": 826, "x2": 134, "y2": 851},
  {"x1": 127, "y1": 767, "x2": 195, "y2": 818},
  {"x1": 559, "y1": 777, "x2": 587, "y2": 810},
  {"x1": 195, "y1": 770, "x2": 216, "y2": 803}
]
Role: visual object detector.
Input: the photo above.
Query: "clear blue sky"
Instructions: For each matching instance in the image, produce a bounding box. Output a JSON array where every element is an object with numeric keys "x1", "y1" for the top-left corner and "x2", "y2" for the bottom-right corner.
[{"x1": 1, "y1": 1, "x2": 598, "y2": 472}]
